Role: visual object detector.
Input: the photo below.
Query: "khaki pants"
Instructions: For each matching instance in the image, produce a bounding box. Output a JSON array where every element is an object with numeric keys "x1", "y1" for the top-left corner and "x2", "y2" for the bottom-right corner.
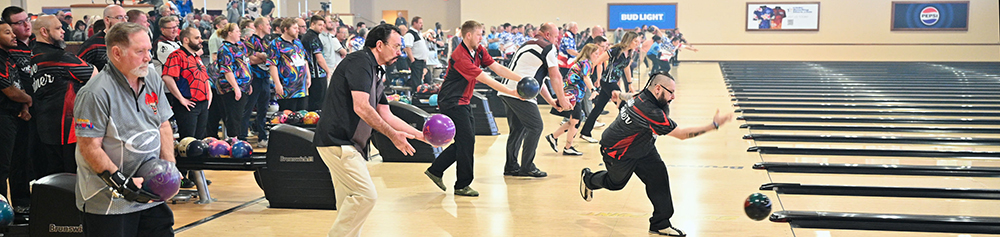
[{"x1": 317, "y1": 145, "x2": 377, "y2": 237}]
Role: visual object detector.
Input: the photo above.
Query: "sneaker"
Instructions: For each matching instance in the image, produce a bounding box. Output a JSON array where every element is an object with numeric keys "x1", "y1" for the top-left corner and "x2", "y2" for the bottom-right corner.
[
  {"x1": 424, "y1": 170, "x2": 446, "y2": 191},
  {"x1": 454, "y1": 186, "x2": 480, "y2": 196},
  {"x1": 545, "y1": 134, "x2": 559, "y2": 153},
  {"x1": 257, "y1": 139, "x2": 268, "y2": 148},
  {"x1": 563, "y1": 147, "x2": 583, "y2": 156},
  {"x1": 504, "y1": 169, "x2": 519, "y2": 176},
  {"x1": 181, "y1": 178, "x2": 195, "y2": 188},
  {"x1": 580, "y1": 168, "x2": 593, "y2": 202},
  {"x1": 595, "y1": 122, "x2": 606, "y2": 128},
  {"x1": 580, "y1": 135, "x2": 599, "y2": 143},
  {"x1": 514, "y1": 168, "x2": 547, "y2": 177},
  {"x1": 13, "y1": 206, "x2": 29, "y2": 214},
  {"x1": 650, "y1": 226, "x2": 686, "y2": 236}
]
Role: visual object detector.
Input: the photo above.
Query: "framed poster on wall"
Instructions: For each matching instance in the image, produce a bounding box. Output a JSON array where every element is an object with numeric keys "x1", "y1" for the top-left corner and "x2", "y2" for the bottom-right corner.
[
  {"x1": 891, "y1": 1, "x2": 969, "y2": 31},
  {"x1": 607, "y1": 3, "x2": 677, "y2": 30},
  {"x1": 746, "y1": 2, "x2": 820, "y2": 31}
]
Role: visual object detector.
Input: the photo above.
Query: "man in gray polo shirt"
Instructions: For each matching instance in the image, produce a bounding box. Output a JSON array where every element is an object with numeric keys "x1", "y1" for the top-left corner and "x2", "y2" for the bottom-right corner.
[{"x1": 74, "y1": 22, "x2": 176, "y2": 237}]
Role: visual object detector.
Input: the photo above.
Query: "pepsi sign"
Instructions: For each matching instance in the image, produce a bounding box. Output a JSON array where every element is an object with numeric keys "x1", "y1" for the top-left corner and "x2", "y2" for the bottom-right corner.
[{"x1": 892, "y1": 2, "x2": 968, "y2": 31}]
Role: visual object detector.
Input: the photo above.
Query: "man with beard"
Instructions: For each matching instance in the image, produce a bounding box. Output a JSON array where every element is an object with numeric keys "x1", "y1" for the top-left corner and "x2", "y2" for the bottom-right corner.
[
  {"x1": 79, "y1": 5, "x2": 129, "y2": 71},
  {"x1": 74, "y1": 22, "x2": 176, "y2": 237},
  {"x1": 30, "y1": 15, "x2": 98, "y2": 176},
  {"x1": 0, "y1": 20, "x2": 33, "y2": 217},
  {"x1": 163, "y1": 27, "x2": 211, "y2": 140},
  {"x1": 579, "y1": 73, "x2": 732, "y2": 236},
  {"x1": 268, "y1": 19, "x2": 311, "y2": 111},
  {"x1": 2, "y1": 6, "x2": 36, "y2": 215}
]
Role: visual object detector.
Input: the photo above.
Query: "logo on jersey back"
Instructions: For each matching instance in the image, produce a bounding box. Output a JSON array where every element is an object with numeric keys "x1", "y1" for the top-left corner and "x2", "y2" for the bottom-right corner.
[{"x1": 920, "y1": 6, "x2": 940, "y2": 26}]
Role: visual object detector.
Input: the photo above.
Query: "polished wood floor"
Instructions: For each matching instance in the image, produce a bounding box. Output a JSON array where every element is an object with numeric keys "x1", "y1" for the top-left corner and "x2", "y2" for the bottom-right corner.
[{"x1": 168, "y1": 62, "x2": 1000, "y2": 237}]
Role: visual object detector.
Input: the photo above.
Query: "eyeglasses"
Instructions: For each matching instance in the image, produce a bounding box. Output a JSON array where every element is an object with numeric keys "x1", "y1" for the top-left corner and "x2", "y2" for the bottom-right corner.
[
  {"x1": 382, "y1": 42, "x2": 402, "y2": 51},
  {"x1": 8, "y1": 19, "x2": 29, "y2": 26},
  {"x1": 107, "y1": 15, "x2": 129, "y2": 21},
  {"x1": 657, "y1": 84, "x2": 674, "y2": 95}
]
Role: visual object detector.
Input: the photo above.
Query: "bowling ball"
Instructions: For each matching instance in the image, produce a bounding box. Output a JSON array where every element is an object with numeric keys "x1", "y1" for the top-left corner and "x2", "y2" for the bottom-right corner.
[
  {"x1": 136, "y1": 158, "x2": 182, "y2": 202},
  {"x1": 0, "y1": 196, "x2": 12, "y2": 226},
  {"x1": 176, "y1": 137, "x2": 197, "y2": 157},
  {"x1": 224, "y1": 137, "x2": 240, "y2": 146},
  {"x1": 428, "y1": 94, "x2": 438, "y2": 106},
  {"x1": 516, "y1": 77, "x2": 541, "y2": 99},
  {"x1": 185, "y1": 140, "x2": 209, "y2": 158},
  {"x1": 744, "y1": 193, "x2": 772, "y2": 221},
  {"x1": 286, "y1": 113, "x2": 303, "y2": 124},
  {"x1": 296, "y1": 110, "x2": 308, "y2": 116},
  {"x1": 231, "y1": 141, "x2": 253, "y2": 159},
  {"x1": 208, "y1": 140, "x2": 232, "y2": 158},
  {"x1": 268, "y1": 101, "x2": 280, "y2": 113},
  {"x1": 203, "y1": 137, "x2": 219, "y2": 145},
  {"x1": 423, "y1": 114, "x2": 456, "y2": 147},
  {"x1": 303, "y1": 112, "x2": 320, "y2": 124},
  {"x1": 564, "y1": 92, "x2": 578, "y2": 108},
  {"x1": 282, "y1": 110, "x2": 293, "y2": 116}
]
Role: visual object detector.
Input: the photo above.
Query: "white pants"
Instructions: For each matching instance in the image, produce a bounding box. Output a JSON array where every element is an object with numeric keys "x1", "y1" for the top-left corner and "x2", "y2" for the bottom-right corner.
[{"x1": 318, "y1": 145, "x2": 378, "y2": 237}]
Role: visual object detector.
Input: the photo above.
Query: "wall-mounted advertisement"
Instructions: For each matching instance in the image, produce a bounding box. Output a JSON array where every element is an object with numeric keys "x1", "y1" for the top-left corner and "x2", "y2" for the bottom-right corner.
[
  {"x1": 891, "y1": 1, "x2": 969, "y2": 31},
  {"x1": 746, "y1": 2, "x2": 820, "y2": 31},
  {"x1": 608, "y1": 3, "x2": 678, "y2": 30}
]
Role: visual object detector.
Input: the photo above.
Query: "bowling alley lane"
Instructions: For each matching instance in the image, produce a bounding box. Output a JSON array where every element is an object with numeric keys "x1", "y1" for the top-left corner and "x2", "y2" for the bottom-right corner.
[
  {"x1": 789, "y1": 228, "x2": 1000, "y2": 237},
  {"x1": 757, "y1": 154, "x2": 1000, "y2": 168}
]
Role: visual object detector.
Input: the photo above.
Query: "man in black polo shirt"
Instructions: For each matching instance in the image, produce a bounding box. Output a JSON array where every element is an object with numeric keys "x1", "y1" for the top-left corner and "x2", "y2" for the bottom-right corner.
[
  {"x1": 301, "y1": 15, "x2": 330, "y2": 111},
  {"x1": 31, "y1": 15, "x2": 98, "y2": 176},
  {"x1": 313, "y1": 24, "x2": 427, "y2": 237},
  {"x1": 424, "y1": 20, "x2": 523, "y2": 197},
  {"x1": 2, "y1": 6, "x2": 37, "y2": 214},
  {"x1": 0, "y1": 20, "x2": 33, "y2": 215},
  {"x1": 79, "y1": 5, "x2": 129, "y2": 71}
]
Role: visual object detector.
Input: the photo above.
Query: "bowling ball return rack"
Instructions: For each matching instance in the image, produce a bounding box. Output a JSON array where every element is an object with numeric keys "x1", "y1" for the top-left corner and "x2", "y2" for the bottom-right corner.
[{"x1": 174, "y1": 153, "x2": 268, "y2": 204}]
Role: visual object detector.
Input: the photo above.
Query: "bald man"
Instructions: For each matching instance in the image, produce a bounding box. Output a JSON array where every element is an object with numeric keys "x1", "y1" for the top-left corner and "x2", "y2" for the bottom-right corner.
[
  {"x1": 31, "y1": 15, "x2": 98, "y2": 176},
  {"x1": 79, "y1": 5, "x2": 128, "y2": 71},
  {"x1": 584, "y1": 25, "x2": 605, "y2": 45},
  {"x1": 557, "y1": 22, "x2": 580, "y2": 77}
]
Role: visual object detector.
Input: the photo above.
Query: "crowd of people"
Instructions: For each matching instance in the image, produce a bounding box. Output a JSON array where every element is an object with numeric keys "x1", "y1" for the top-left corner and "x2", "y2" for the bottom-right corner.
[{"x1": 0, "y1": 1, "x2": 725, "y2": 235}]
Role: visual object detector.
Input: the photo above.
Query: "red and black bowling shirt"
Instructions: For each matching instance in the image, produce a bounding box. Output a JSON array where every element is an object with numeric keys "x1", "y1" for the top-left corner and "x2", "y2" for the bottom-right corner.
[
  {"x1": 599, "y1": 90, "x2": 678, "y2": 160},
  {"x1": 78, "y1": 31, "x2": 108, "y2": 71},
  {"x1": 31, "y1": 42, "x2": 95, "y2": 145},
  {"x1": 438, "y1": 42, "x2": 495, "y2": 110},
  {"x1": 163, "y1": 47, "x2": 210, "y2": 102}
]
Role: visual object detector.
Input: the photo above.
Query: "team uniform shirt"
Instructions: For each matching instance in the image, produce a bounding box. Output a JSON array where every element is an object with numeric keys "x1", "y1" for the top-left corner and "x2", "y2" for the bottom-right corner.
[
  {"x1": 216, "y1": 41, "x2": 253, "y2": 93},
  {"x1": 246, "y1": 34, "x2": 273, "y2": 80},
  {"x1": 300, "y1": 29, "x2": 328, "y2": 80},
  {"x1": 557, "y1": 32, "x2": 577, "y2": 69},
  {"x1": 404, "y1": 28, "x2": 430, "y2": 61},
  {"x1": 496, "y1": 37, "x2": 558, "y2": 104},
  {"x1": 31, "y1": 42, "x2": 95, "y2": 145},
  {"x1": 486, "y1": 33, "x2": 500, "y2": 50},
  {"x1": 10, "y1": 37, "x2": 33, "y2": 95},
  {"x1": 499, "y1": 31, "x2": 513, "y2": 49},
  {"x1": 753, "y1": 6, "x2": 774, "y2": 29},
  {"x1": 0, "y1": 49, "x2": 23, "y2": 113},
  {"x1": 349, "y1": 36, "x2": 365, "y2": 52},
  {"x1": 565, "y1": 59, "x2": 592, "y2": 101},
  {"x1": 163, "y1": 47, "x2": 211, "y2": 101},
  {"x1": 78, "y1": 31, "x2": 108, "y2": 71},
  {"x1": 313, "y1": 49, "x2": 388, "y2": 156},
  {"x1": 268, "y1": 37, "x2": 309, "y2": 99},
  {"x1": 319, "y1": 32, "x2": 344, "y2": 71},
  {"x1": 74, "y1": 61, "x2": 173, "y2": 215},
  {"x1": 599, "y1": 90, "x2": 677, "y2": 160},
  {"x1": 153, "y1": 36, "x2": 181, "y2": 73},
  {"x1": 602, "y1": 47, "x2": 632, "y2": 84},
  {"x1": 439, "y1": 43, "x2": 495, "y2": 109},
  {"x1": 647, "y1": 42, "x2": 661, "y2": 56}
]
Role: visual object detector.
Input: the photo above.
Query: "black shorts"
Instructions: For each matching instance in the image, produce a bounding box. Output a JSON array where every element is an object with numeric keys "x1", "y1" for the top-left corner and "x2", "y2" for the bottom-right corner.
[{"x1": 550, "y1": 100, "x2": 584, "y2": 120}]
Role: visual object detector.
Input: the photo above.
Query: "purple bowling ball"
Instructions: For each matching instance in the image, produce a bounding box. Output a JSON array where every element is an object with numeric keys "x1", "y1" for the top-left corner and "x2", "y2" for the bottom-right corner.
[
  {"x1": 423, "y1": 114, "x2": 456, "y2": 147},
  {"x1": 136, "y1": 158, "x2": 182, "y2": 202},
  {"x1": 208, "y1": 141, "x2": 232, "y2": 158}
]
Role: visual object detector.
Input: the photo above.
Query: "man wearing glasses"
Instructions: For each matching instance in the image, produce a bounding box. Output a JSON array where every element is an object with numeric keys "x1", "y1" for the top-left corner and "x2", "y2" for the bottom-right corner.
[
  {"x1": 79, "y1": 5, "x2": 129, "y2": 71},
  {"x1": 579, "y1": 73, "x2": 733, "y2": 237},
  {"x1": 153, "y1": 16, "x2": 181, "y2": 74},
  {"x1": 2, "y1": 6, "x2": 37, "y2": 215}
]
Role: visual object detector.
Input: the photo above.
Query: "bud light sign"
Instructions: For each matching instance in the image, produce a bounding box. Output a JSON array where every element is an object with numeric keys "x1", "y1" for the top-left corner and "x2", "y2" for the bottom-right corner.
[
  {"x1": 892, "y1": 2, "x2": 968, "y2": 31},
  {"x1": 608, "y1": 4, "x2": 677, "y2": 30}
]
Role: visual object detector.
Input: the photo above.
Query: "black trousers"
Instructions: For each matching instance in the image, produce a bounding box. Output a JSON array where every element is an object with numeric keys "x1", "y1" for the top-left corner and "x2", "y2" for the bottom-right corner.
[
  {"x1": 500, "y1": 96, "x2": 542, "y2": 173},
  {"x1": 277, "y1": 97, "x2": 307, "y2": 111},
  {"x1": 206, "y1": 90, "x2": 225, "y2": 139},
  {"x1": 34, "y1": 142, "x2": 77, "y2": 177},
  {"x1": 245, "y1": 76, "x2": 271, "y2": 140},
  {"x1": 585, "y1": 150, "x2": 675, "y2": 231},
  {"x1": 220, "y1": 91, "x2": 249, "y2": 140},
  {"x1": 171, "y1": 98, "x2": 210, "y2": 139},
  {"x1": 82, "y1": 203, "x2": 174, "y2": 237},
  {"x1": 0, "y1": 111, "x2": 18, "y2": 201},
  {"x1": 408, "y1": 59, "x2": 426, "y2": 87},
  {"x1": 646, "y1": 54, "x2": 662, "y2": 73},
  {"x1": 579, "y1": 81, "x2": 620, "y2": 137},
  {"x1": 3, "y1": 111, "x2": 32, "y2": 208},
  {"x1": 427, "y1": 105, "x2": 475, "y2": 189},
  {"x1": 307, "y1": 76, "x2": 327, "y2": 111}
]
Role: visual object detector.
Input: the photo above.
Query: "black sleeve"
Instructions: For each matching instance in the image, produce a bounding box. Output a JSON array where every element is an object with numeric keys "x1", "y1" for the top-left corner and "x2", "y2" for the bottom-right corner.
[{"x1": 344, "y1": 62, "x2": 374, "y2": 93}]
